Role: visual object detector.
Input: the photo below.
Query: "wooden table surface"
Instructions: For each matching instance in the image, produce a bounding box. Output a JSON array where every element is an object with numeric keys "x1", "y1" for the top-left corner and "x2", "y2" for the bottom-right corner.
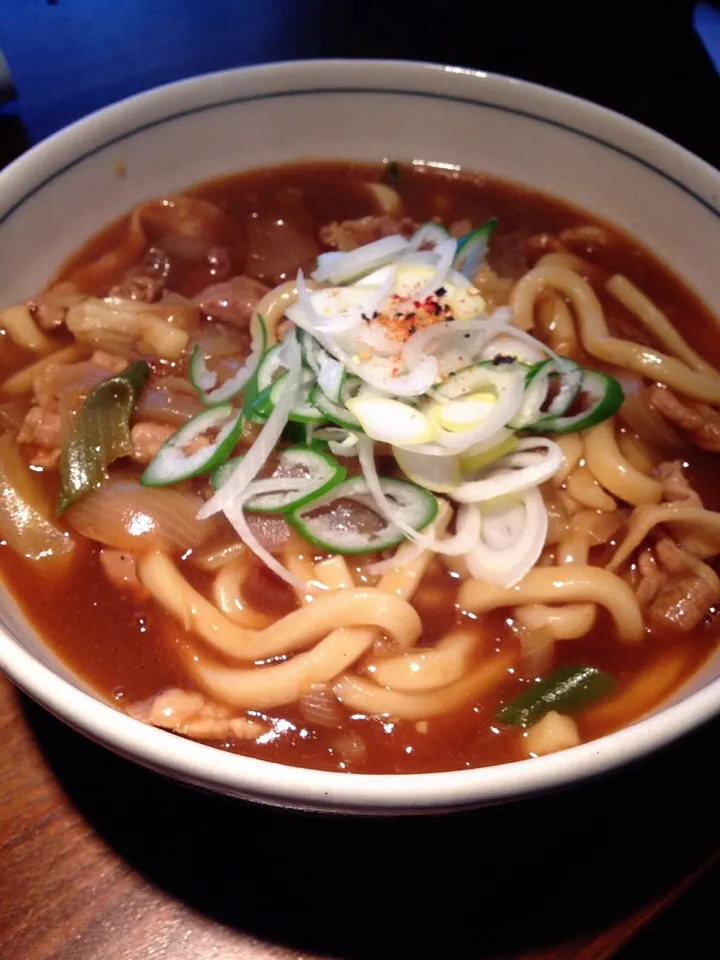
[{"x1": 1, "y1": 670, "x2": 717, "y2": 960}]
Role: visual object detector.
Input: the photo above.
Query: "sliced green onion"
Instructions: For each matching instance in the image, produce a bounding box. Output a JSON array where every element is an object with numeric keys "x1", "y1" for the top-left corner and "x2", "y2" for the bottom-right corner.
[
  {"x1": 188, "y1": 345, "x2": 216, "y2": 393},
  {"x1": 408, "y1": 221, "x2": 451, "y2": 250},
  {"x1": 211, "y1": 445, "x2": 346, "y2": 513},
  {"x1": 199, "y1": 329, "x2": 304, "y2": 520},
  {"x1": 240, "y1": 313, "x2": 267, "y2": 419},
  {"x1": 526, "y1": 370, "x2": 624, "y2": 434},
  {"x1": 309, "y1": 376, "x2": 363, "y2": 430},
  {"x1": 425, "y1": 361, "x2": 526, "y2": 453},
  {"x1": 346, "y1": 395, "x2": 436, "y2": 445},
  {"x1": 189, "y1": 314, "x2": 266, "y2": 406},
  {"x1": 313, "y1": 426, "x2": 361, "y2": 458},
  {"x1": 435, "y1": 359, "x2": 528, "y2": 401},
  {"x1": 481, "y1": 334, "x2": 546, "y2": 367},
  {"x1": 298, "y1": 328, "x2": 328, "y2": 374},
  {"x1": 317, "y1": 354, "x2": 347, "y2": 403},
  {"x1": 453, "y1": 218, "x2": 497, "y2": 278},
  {"x1": 495, "y1": 665, "x2": 615, "y2": 727},
  {"x1": 249, "y1": 382, "x2": 274, "y2": 422},
  {"x1": 289, "y1": 475, "x2": 437, "y2": 555},
  {"x1": 141, "y1": 403, "x2": 244, "y2": 487},
  {"x1": 256, "y1": 342, "x2": 287, "y2": 392},
  {"x1": 509, "y1": 357, "x2": 583, "y2": 429},
  {"x1": 57, "y1": 360, "x2": 150, "y2": 513},
  {"x1": 270, "y1": 368, "x2": 326, "y2": 424}
]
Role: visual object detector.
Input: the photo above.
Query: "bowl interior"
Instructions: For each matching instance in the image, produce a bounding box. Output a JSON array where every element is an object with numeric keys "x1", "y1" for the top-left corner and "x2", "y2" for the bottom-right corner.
[{"x1": 1, "y1": 60, "x2": 719, "y2": 811}]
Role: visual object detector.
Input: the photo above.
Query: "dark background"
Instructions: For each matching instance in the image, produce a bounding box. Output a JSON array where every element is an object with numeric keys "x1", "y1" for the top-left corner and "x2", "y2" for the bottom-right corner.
[
  {"x1": 0, "y1": 2, "x2": 718, "y2": 958},
  {"x1": 0, "y1": 1, "x2": 719, "y2": 166}
]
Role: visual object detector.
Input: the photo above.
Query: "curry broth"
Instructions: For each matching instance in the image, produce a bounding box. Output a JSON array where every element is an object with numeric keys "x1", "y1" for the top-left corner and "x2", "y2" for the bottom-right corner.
[{"x1": 1, "y1": 161, "x2": 718, "y2": 773}]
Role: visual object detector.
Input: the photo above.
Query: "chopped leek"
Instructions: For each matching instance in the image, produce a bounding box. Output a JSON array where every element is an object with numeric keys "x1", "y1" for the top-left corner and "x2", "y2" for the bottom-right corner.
[
  {"x1": 345, "y1": 395, "x2": 436, "y2": 445},
  {"x1": 57, "y1": 360, "x2": 150, "y2": 513},
  {"x1": 211, "y1": 445, "x2": 346, "y2": 513},
  {"x1": 289, "y1": 475, "x2": 437, "y2": 554},
  {"x1": 0, "y1": 433, "x2": 75, "y2": 564},
  {"x1": 495, "y1": 665, "x2": 615, "y2": 727},
  {"x1": 525, "y1": 370, "x2": 624, "y2": 434},
  {"x1": 141, "y1": 404, "x2": 244, "y2": 487},
  {"x1": 189, "y1": 314, "x2": 266, "y2": 406},
  {"x1": 453, "y1": 218, "x2": 497, "y2": 278},
  {"x1": 310, "y1": 377, "x2": 363, "y2": 430}
]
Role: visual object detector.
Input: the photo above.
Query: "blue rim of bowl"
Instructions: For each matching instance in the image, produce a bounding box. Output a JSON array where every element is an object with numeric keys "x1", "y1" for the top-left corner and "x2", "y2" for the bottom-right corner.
[{"x1": 0, "y1": 86, "x2": 719, "y2": 227}]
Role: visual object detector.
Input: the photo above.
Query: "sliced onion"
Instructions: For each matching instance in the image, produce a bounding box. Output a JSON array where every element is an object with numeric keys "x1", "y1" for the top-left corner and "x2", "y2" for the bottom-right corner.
[
  {"x1": 355, "y1": 321, "x2": 402, "y2": 357},
  {"x1": 299, "y1": 682, "x2": 345, "y2": 728},
  {"x1": 0, "y1": 434, "x2": 75, "y2": 566},
  {"x1": 436, "y1": 394, "x2": 497, "y2": 431},
  {"x1": 393, "y1": 446, "x2": 462, "y2": 492},
  {"x1": 415, "y1": 237, "x2": 457, "y2": 298},
  {"x1": 493, "y1": 320, "x2": 560, "y2": 363},
  {"x1": 293, "y1": 269, "x2": 334, "y2": 329},
  {"x1": 317, "y1": 355, "x2": 346, "y2": 402},
  {"x1": 301, "y1": 332, "x2": 323, "y2": 374},
  {"x1": 436, "y1": 330, "x2": 491, "y2": 378},
  {"x1": 618, "y1": 378, "x2": 684, "y2": 451},
  {"x1": 402, "y1": 319, "x2": 459, "y2": 371},
  {"x1": 313, "y1": 426, "x2": 360, "y2": 458},
  {"x1": 314, "y1": 251, "x2": 344, "y2": 275},
  {"x1": 481, "y1": 333, "x2": 546, "y2": 365},
  {"x1": 459, "y1": 431, "x2": 517, "y2": 470},
  {"x1": 407, "y1": 222, "x2": 451, "y2": 251},
  {"x1": 357, "y1": 436, "x2": 433, "y2": 548},
  {"x1": 309, "y1": 287, "x2": 381, "y2": 335},
  {"x1": 402, "y1": 316, "x2": 504, "y2": 372},
  {"x1": 223, "y1": 478, "x2": 308, "y2": 590},
  {"x1": 452, "y1": 438, "x2": 563, "y2": 503},
  {"x1": 198, "y1": 329, "x2": 302, "y2": 519},
  {"x1": 400, "y1": 251, "x2": 474, "y2": 290},
  {"x1": 432, "y1": 371, "x2": 525, "y2": 453},
  {"x1": 466, "y1": 487, "x2": 548, "y2": 587},
  {"x1": 354, "y1": 354, "x2": 438, "y2": 397},
  {"x1": 431, "y1": 502, "x2": 482, "y2": 556},
  {"x1": 66, "y1": 474, "x2": 219, "y2": 553},
  {"x1": 329, "y1": 436, "x2": 360, "y2": 458},
  {"x1": 285, "y1": 273, "x2": 351, "y2": 362},
  {"x1": 311, "y1": 235, "x2": 409, "y2": 284},
  {"x1": 354, "y1": 264, "x2": 396, "y2": 288}
]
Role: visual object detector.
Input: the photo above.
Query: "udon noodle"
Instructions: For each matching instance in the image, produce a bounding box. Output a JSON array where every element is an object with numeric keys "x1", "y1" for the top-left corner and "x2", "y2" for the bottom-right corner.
[{"x1": 1, "y1": 160, "x2": 718, "y2": 773}]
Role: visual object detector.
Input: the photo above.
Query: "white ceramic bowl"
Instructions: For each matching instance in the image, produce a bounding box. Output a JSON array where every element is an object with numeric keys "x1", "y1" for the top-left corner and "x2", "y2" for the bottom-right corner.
[{"x1": 1, "y1": 60, "x2": 719, "y2": 815}]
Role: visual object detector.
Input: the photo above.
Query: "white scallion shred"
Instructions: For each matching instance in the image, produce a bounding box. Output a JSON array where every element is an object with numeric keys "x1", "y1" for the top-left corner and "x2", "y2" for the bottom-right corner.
[
  {"x1": 197, "y1": 328, "x2": 302, "y2": 520},
  {"x1": 223, "y1": 479, "x2": 309, "y2": 591},
  {"x1": 357, "y1": 435, "x2": 434, "y2": 549}
]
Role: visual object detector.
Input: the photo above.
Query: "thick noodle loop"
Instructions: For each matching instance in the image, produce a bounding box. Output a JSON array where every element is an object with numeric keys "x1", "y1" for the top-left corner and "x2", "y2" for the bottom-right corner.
[
  {"x1": 459, "y1": 566, "x2": 644, "y2": 642},
  {"x1": 512, "y1": 263, "x2": 720, "y2": 403},
  {"x1": 137, "y1": 552, "x2": 422, "y2": 661}
]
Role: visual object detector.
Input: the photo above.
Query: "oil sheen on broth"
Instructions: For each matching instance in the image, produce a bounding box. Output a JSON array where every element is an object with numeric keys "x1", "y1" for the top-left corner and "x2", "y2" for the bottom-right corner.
[{"x1": 1, "y1": 160, "x2": 718, "y2": 775}]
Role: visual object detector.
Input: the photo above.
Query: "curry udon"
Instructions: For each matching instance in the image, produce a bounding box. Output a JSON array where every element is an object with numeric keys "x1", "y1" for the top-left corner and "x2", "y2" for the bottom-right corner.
[{"x1": 1, "y1": 160, "x2": 718, "y2": 774}]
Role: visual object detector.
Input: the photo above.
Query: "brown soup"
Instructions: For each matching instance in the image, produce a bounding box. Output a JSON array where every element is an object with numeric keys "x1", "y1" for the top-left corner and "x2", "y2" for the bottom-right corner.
[{"x1": 1, "y1": 160, "x2": 718, "y2": 774}]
